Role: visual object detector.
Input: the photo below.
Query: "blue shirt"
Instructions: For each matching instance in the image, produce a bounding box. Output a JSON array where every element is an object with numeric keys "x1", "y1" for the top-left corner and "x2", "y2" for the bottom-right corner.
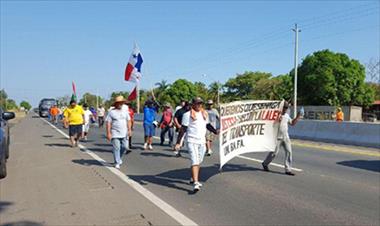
[{"x1": 144, "y1": 106, "x2": 157, "y2": 124}]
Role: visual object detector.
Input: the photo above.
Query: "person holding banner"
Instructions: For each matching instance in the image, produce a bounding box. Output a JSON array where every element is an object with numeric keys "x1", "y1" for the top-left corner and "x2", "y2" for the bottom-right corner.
[
  {"x1": 262, "y1": 102, "x2": 301, "y2": 176},
  {"x1": 175, "y1": 97, "x2": 218, "y2": 192},
  {"x1": 205, "y1": 100, "x2": 219, "y2": 156}
]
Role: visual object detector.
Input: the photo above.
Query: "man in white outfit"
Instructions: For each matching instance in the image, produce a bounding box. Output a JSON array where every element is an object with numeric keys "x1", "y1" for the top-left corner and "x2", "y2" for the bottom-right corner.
[
  {"x1": 175, "y1": 97, "x2": 218, "y2": 192},
  {"x1": 262, "y1": 101, "x2": 301, "y2": 176}
]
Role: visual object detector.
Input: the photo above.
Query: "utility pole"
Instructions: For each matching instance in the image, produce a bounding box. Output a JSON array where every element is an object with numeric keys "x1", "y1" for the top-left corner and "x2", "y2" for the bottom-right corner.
[
  {"x1": 96, "y1": 89, "x2": 99, "y2": 110},
  {"x1": 217, "y1": 81, "x2": 220, "y2": 107},
  {"x1": 292, "y1": 23, "x2": 301, "y2": 117}
]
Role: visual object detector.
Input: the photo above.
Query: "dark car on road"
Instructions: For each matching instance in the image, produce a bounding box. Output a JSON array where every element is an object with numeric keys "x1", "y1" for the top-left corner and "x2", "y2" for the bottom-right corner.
[
  {"x1": 39, "y1": 98, "x2": 57, "y2": 117},
  {"x1": 0, "y1": 107, "x2": 15, "y2": 179}
]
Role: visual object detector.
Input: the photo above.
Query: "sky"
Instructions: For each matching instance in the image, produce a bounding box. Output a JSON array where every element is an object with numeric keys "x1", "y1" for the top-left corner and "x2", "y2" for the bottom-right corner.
[{"x1": 1, "y1": 0, "x2": 379, "y2": 106}]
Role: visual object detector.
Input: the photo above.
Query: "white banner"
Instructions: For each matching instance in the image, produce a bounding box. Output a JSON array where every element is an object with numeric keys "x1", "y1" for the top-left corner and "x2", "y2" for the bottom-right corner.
[{"x1": 219, "y1": 100, "x2": 284, "y2": 169}]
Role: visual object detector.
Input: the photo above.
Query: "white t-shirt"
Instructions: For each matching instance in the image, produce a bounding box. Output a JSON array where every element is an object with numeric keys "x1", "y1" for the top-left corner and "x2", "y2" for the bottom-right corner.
[
  {"x1": 278, "y1": 113, "x2": 292, "y2": 140},
  {"x1": 97, "y1": 107, "x2": 105, "y2": 117},
  {"x1": 84, "y1": 110, "x2": 93, "y2": 125},
  {"x1": 182, "y1": 111, "x2": 209, "y2": 144},
  {"x1": 105, "y1": 108, "x2": 131, "y2": 138}
]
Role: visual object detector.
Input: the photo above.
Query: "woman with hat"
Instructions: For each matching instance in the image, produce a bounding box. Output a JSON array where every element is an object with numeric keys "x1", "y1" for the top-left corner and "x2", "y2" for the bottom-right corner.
[{"x1": 105, "y1": 96, "x2": 132, "y2": 169}]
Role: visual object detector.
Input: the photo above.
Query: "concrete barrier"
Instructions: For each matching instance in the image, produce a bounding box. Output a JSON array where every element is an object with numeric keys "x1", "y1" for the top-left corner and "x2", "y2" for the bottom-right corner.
[
  {"x1": 135, "y1": 114, "x2": 380, "y2": 148},
  {"x1": 288, "y1": 120, "x2": 380, "y2": 148}
]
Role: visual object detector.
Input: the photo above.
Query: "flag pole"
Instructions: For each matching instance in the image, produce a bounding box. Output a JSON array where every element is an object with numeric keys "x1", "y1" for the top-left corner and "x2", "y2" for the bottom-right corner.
[{"x1": 137, "y1": 81, "x2": 140, "y2": 114}]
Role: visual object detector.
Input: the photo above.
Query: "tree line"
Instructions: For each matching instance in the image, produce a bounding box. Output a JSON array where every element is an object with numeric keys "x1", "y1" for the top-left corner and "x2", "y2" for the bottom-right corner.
[{"x1": 2, "y1": 49, "x2": 378, "y2": 112}]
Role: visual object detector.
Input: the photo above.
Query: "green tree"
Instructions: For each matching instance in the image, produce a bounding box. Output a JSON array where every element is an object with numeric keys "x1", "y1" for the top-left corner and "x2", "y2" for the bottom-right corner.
[
  {"x1": 56, "y1": 95, "x2": 71, "y2": 107},
  {"x1": 367, "y1": 82, "x2": 380, "y2": 100},
  {"x1": 0, "y1": 89, "x2": 8, "y2": 109},
  {"x1": 297, "y1": 49, "x2": 375, "y2": 107},
  {"x1": 164, "y1": 79, "x2": 197, "y2": 105},
  {"x1": 194, "y1": 82, "x2": 209, "y2": 102},
  {"x1": 6, "y1": 99, "x2": 18, "y2": 110},
  {"x1": 223, "y1": 71, "x2": 272, "y2": 101},
  {"x1": 20, "y1": 101, "x2": 32, "y2": 110},
  {"x1": 79, "y1": 92, "x2": 104, "y2": 108},
  {"x1": 208, "y1": 82, "x2": 222, "y2": 104}
]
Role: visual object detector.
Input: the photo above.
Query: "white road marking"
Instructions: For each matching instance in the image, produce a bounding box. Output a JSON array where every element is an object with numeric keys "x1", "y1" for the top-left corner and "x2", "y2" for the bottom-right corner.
[
  {"x1": 237, "y1": 155, "x2": 303, "y2": 172},
  {"x1": 39, "y1": 116, "x2": 198, "y2": 226},
  {"x1": 152, "y1": 136, "x2": 303, "y2": 172}
]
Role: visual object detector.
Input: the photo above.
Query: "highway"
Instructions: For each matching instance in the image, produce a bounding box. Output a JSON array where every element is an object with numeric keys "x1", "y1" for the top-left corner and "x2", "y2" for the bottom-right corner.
[{"x1": 1, "y1": 114, "x2": 379, "y2": 225}]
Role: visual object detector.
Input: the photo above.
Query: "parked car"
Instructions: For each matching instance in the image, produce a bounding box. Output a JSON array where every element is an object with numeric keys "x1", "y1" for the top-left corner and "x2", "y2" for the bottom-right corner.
[
  {"x1": 0, "y1": 107, "x2": 15, "y2": 179},
  {"x1": 363, "y1": 113, "x2": 377, "y2": 122},
  {"x1": 38, "y1": 98, "x2": 57, "y2": 117}
]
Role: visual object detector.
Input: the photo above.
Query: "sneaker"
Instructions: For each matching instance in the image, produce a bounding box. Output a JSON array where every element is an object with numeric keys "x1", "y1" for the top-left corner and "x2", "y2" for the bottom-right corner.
[
  {"x1": 84, "y1": 136, "x2": 88, "y2": 141},
  {"x1": 115, "y1": 164, "x2": 120, "y2": 169},
  {"x1": 174, "y1": 151, "x2": 181, "y2": 157},
  {"x1": 285, "y1": 171, "x2": 295, "y2": 176},
  {"x1": 143, "y1": 143, "x2": 148, "y2": 150},
  {"x1": 148, "y1": 144, "x2": 153, "y2": 150},
  {"x1": 206, "y1": 149, "x2": 213, "y2": 156},
  {"x1": 193, "y1": 182, "x2": 201, "y2": 192},
  {"x1": 189, "y1": 178, "x2": 194, "y2": 184},
  {"x1": 262, "y1": 163, "x2": 269, "y2": 172}
]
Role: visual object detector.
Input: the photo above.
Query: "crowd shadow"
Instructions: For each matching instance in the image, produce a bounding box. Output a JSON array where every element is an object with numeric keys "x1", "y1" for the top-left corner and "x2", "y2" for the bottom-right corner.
[
  {"x1": 140, "y1": 152, "x2": 175, "y2": 158},
  {"x1": 45, "y1": 143, "x2": 72, "y2": 148},
  {"x1": 42, "y1": 135, "x2": 54, "y2": 138},
  {"x1": 128, "y1": 163, "x2": 260, "y2": 195},
  {"x1": 337, "y1": 160, "x2": 380, "y2": 173},
  {"x1": 72, "y1": 159, "x2": 107, "y2": 167},
  {"x1": 0, "y1": 201, "x2": 13, "y2": 213},
  {"x1": 1, "y1": 221, "x2": 43, "y2": 226}
]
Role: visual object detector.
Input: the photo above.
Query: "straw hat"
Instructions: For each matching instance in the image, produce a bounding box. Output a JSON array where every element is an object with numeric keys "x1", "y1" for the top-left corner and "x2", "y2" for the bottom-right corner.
[{"x1": 113, "y1": 95, "x2": 126, "y2": 105}]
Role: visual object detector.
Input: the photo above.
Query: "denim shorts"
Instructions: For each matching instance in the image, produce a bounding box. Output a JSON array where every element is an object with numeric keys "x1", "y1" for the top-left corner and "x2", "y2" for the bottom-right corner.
[
  {"x1": 69, "y1": 124, "x2": 83, "y2": 136},
  {"x1": 143, "y1": 123, "x2": 155, "y2": 137}
]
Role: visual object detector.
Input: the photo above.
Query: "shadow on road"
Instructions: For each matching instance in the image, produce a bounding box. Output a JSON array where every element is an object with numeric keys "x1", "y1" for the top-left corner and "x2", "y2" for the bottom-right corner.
[
  {"x1": 140, "y1": 152, "x2": 175, "y2": 158},
  {"x1": 337, "y1": 160, "x2": 380, "y2": 172},
  {"x1": 72, "y1": 159, "x2": 105, "y2": 167},
  {"x1": 128, "y1": 163, "x2": 259, "y2": 195},
  {"x1": 1, "y1": 221, "x2": 43, "y2": 226},
  {"x1": 0, "y1": 201, "x2": 13, "y2": 213},
  {"x1": 45, "y1": 143, "x2": 72, "y2": 148},
  {"x1": 42, "y1": 135, "x2": 54, "y2": 138}
]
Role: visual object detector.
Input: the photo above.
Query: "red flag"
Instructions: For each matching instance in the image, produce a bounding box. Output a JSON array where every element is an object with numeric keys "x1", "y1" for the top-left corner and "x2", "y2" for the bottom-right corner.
[
  {"x1": 127, "y1": 86, "x2": 137, "y2": 101},
  {"x1": 72, "y1": 81, "x2": 77, "y2": 95}
]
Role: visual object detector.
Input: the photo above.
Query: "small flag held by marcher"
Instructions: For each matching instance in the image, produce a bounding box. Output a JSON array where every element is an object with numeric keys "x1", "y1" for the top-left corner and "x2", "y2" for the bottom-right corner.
[
  {"x1": 125, "y1": 44, "x2": 143, "y2": 83},
  {"x1": 127, "y1": 86, "x2": 137, "y2": 101},
  {"x1": 71, "y1": 81, "x2": 77, "y2": 101}
]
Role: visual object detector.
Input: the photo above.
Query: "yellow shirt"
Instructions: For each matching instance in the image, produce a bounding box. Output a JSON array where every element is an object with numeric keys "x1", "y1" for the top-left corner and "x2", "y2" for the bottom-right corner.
[{"x1": 64, "y1": 105, "x2": 84, "y2": 125}]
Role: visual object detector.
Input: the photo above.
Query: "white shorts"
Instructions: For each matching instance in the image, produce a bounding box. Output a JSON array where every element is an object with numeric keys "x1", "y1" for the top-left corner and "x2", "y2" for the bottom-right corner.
[
  {"x1": 83, "y1": 123, "x2": 90, "y2": 133},
  {"x1": 188, "y1": 142, "x2": 206, "y2": 166}
]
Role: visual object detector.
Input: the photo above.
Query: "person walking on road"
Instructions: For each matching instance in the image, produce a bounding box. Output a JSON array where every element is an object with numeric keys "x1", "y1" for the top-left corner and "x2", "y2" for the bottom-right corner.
[
  {"x1": 50, "y1": 104, "x2": 59, "y2": 125},
  {"x1": 105, "y1": 96, "x2": 132, "y2": 169},
  {"x1": 262, "y1": 101, "x2": 301, "y2": 176},
  {"x1": 82, "y1": 104, "x2": 95, "y2": 141},
  {"x1": 63, "y1": 100, "x2": 85, "y2": 148},
  {"x1": 160, "y1": 103, "x2": 174, "y2": 146},
  {"x1": 175, "y1": 97, "x2": 218, "y2": 192},
  {"x1": 127, "y1": 103, "x2": 135, "y2": 149},
  {"x1": 172, "y1": 101, "x2": 190, "y2": 157},
  {"x1": 143, "y1": 98, "x2": 159, "y2": 150},
  {"x1": 336, "y1": 107, "x2": 344, "y2": 122},
  {"x1": 205, "y1": 100, "x2": 219, "y2": 156},
  {"x1": 97, "y1": 105, "x2": 106, "y2": 128}
]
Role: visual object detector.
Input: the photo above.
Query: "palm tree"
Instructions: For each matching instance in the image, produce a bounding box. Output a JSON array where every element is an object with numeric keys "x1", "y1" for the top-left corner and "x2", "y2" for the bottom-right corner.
[{"x1": 155, "y1": 80, "x2": 170, "y2": 91}]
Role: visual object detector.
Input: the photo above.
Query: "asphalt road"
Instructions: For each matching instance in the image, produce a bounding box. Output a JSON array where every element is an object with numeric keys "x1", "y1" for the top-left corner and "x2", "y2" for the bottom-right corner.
[{"x1": 2, "y1": 114, "x2": 380, "y2": 225}]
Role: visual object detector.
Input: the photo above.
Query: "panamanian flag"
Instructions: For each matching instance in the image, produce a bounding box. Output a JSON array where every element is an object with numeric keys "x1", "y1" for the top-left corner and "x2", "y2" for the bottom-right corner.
[{"x1": 125, "y1": 44, "x2": 143, "y2": 83}]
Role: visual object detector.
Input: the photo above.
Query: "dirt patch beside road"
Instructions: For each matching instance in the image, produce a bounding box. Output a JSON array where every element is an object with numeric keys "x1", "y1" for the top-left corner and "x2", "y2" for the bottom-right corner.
[{"x1": 9, "y1": 111, "x2": 27, "y2": 127}]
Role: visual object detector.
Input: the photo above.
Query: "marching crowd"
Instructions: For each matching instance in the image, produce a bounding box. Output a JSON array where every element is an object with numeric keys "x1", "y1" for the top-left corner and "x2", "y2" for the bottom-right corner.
[{"x1": 51, "y1": 95, "x2": 301, "y2": 192}]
